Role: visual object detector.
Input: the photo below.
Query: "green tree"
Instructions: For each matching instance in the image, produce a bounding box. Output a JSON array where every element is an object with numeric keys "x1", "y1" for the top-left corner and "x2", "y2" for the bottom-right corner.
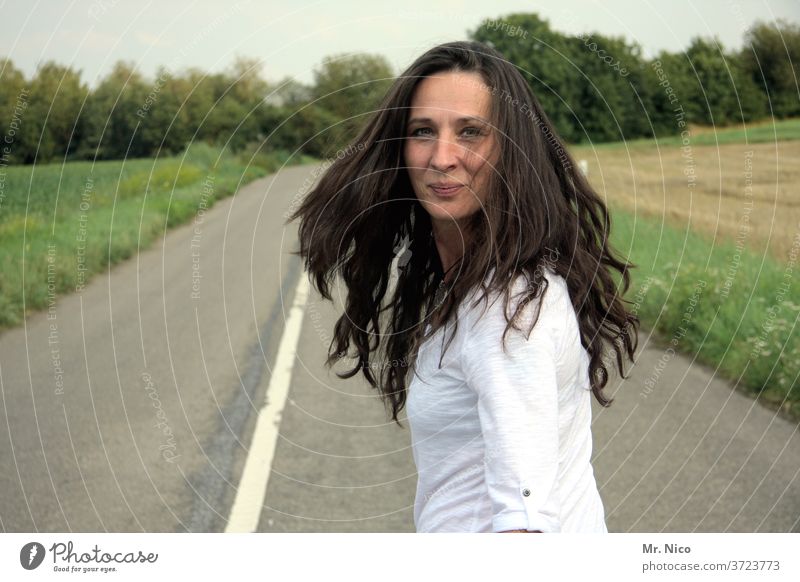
[
  {"x1": 137, "y1": 66, "x2": 192, "y2": 156},
  {"x1": 621, "y1": 49, "x2": 671, "y2": 139},
  {"x1": 81, "y1": 60, "x2": 151, "y2": 159},
  {"x1": 260, "y1": 103, "x2": 339, "y2": 158},
  {"x1": 470, "y1": 13, "x2": 582, "y2": 142},
  {"x1": 311, "y1": 53, "x2": 393, "y2": 153},
  {"x1": 179, "y1": 67, "x2": 220, "y2": 145},
  {"x1": 180, "y1": 68, "x2": 258, "y2": 149},
  {"x1": 686, "y1": 38, "x2": 737, "y2": 124},
  {"x1": 204, "y1": 95, "x2": 251, "y2": 151},
  {"x1": 224, "y1": 55, "x2": 268, "y2": 150},
  {"x1": 679, "y1": 37, "x2": 767, "y2": 125},
  {"x1": 0, "y1": 58, "x2": 29, "y2": 164},
  {"x1": 742, "y1": 19, "x2": 800, "y2": 117},
  {"x1": 228, "y1": 55, "x2": 269, "y2": 107},
  {"x1": 727, "y1": 52, "x2": 768, "y2": 122},
  {"x1": 265, "y1": 76, "x2": 312, "y2": 109},
  {"x1": 568, "y1": 33, "x2": 652, "y2": 142},
  {"x1": 19, "y1": 61, "x2": 89, "y2": 163}
]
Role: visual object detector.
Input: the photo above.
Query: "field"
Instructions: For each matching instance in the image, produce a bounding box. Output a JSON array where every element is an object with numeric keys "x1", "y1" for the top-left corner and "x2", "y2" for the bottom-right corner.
[
  {"x1": 573, "y1": 139, "x2": 800, "y2": 262},
  {"x1": 587, "y1": 118, "x2": 800, "y2": 150},
  {"x1": 0, "y1": 143, "x2": 307, "y2": 329},
  {"x1": 570, "y1": 119, "x2": 800, "y2": 420}
]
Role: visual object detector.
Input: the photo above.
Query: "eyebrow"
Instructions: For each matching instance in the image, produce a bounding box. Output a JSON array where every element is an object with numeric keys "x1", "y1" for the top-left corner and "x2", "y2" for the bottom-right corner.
[{"x1": 407, "y1": 116, "x2": 490, "y2": 126}]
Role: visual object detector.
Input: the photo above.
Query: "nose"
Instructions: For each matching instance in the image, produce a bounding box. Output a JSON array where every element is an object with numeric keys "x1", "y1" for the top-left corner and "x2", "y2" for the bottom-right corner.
[{"x1": 429, "y1": 133, "x2": 459, "y2": 173}]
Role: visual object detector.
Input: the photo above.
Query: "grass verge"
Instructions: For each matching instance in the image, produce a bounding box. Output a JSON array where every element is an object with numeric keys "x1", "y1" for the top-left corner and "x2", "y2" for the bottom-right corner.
[
  {"x1": 0, "y1": 142, "x2": 313, "y2": 331},
  {"x1": 576, "y1": 117, "x2": 800, "y2": 150},
  {"x1": 611, "y1": 203, "x2": 800, "y2": 422}
]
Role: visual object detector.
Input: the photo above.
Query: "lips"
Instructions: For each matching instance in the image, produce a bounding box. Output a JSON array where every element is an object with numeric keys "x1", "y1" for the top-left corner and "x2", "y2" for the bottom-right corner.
[{"x1": 429, "y1": 183, "x2": 463, "y2": 196}]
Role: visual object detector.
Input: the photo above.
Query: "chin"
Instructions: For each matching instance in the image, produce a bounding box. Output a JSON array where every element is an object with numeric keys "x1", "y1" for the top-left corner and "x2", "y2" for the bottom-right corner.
[{"x1": 430, "y1": 209, "x2": 475, "y2": 226}]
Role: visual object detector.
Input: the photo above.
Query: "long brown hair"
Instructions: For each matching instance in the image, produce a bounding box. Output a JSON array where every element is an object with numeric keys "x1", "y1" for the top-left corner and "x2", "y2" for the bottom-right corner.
[{"x1": 286, "y1": 40, "x2": 639, "y2": 426}]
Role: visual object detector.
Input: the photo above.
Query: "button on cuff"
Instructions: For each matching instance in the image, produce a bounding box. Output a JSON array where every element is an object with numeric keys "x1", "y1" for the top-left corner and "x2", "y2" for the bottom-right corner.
[{"x1": 518, "y1": 481, "x2": 561, "y2": 533}]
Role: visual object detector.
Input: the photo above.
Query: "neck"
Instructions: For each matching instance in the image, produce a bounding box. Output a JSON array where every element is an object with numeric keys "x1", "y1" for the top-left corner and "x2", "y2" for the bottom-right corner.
[{"x1": 432, "y1": 220, "x2": 468, "y2": 283}]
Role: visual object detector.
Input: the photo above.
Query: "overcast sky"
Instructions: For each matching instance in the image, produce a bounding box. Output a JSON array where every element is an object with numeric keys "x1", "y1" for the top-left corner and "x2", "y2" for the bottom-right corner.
[{"x1": 1, "y1": 0, "x2": 798, "y2": 89}]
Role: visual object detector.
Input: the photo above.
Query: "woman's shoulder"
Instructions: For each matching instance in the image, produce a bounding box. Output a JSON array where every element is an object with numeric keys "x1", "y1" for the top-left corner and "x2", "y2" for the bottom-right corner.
[
  {"x1": 455, "y1": 266, "x2": 575, "y2": 363},
  {"x1": 509, "y1": 265, "x2": 569, "y2": 302},
  {"x1": 460, "y1": 265, "x2": 571, "y2": 331}
]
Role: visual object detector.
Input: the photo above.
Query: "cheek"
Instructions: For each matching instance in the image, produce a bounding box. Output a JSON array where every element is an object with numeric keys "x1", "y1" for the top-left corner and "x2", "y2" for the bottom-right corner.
[
  {"x1": 404, "y1": 145, "x2": 427, "y2": 182},
  {"x1": 465, "y1": 159, "x2": 487, "y2": 185},
  {"x1": 470, "y1": 145, "x2": 497, "y2": 178}
]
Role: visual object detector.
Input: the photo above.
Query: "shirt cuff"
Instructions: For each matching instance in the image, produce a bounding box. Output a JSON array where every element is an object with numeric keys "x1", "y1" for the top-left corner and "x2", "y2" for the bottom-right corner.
[
  {"x1": 493, "y1": 511, "x2": 561, "y2": 533},
  {"x1": 492, "y1": 481, "x2": 562, "y2": 533}
]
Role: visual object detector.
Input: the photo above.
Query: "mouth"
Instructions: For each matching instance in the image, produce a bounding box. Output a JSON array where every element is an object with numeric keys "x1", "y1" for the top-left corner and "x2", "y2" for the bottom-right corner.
[{"x1": 428, "y1": 183, "x2": 463, "y2": 196}]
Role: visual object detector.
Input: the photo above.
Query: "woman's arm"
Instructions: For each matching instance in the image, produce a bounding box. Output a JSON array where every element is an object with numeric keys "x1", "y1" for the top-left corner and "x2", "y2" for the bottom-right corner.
[{"x1": 461, "y1": 276, "x2": 568, "y2": 533}]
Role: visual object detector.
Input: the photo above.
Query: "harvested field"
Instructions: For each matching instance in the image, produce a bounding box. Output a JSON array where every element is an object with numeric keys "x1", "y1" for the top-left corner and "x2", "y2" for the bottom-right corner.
[{"x1": 573, "y1": 140, "x2": 800, "y2": 263}]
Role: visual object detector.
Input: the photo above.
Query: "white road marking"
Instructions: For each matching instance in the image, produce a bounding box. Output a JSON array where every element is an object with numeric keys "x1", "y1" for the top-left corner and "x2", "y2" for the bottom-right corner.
[{"x1": 225, "y1": 271, "x2": 310, "y2": 532}]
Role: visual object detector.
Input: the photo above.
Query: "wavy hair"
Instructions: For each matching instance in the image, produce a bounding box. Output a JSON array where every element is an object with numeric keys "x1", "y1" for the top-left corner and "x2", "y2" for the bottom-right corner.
[{"x1": 286, "y1": 40, "x2": 639, "y2": 426}]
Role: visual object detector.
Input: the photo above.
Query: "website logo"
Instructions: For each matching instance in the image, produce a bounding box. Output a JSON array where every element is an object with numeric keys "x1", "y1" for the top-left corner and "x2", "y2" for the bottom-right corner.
[{"x1": 20, "y1": 542, "x2": 46, "y2": 570}]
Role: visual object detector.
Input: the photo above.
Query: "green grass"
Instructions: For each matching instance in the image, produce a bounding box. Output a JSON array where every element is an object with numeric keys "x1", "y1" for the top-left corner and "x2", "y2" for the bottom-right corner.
[
  {"x1": 571, "y1": 117, "x2": 800, "y2": 150},
  {"x1": 0, "y1": 142, "x2": 311, "y2": 330},
  {"x1": 610, "y1": 203, "x2": 800, "y2": 421}
]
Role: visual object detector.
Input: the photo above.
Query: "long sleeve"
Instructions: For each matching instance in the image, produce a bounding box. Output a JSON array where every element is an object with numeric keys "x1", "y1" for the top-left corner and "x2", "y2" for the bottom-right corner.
[{"x1": 460, "y1": 283, "x2": 563, "y2": 533}]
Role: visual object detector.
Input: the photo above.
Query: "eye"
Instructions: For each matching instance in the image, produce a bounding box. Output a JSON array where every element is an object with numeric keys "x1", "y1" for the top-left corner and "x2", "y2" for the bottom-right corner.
[
  {"x1": 461, "y1": 126, "x2": 484, "y2": 138},
  {"x1": 410, "y1": 127, "x2": 433, "y2": 138},
  {"x1": 409, "y1": 126, "x2": 485, "y2": 138}
]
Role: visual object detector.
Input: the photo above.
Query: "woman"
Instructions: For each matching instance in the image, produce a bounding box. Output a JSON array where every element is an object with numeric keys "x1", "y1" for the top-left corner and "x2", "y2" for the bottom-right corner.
[{"x1": 287, "y1": 40, "x2": 639, "y2": 533}]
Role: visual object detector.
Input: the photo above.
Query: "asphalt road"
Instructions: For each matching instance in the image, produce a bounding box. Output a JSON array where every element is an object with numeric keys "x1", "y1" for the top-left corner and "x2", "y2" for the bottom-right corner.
[{"x1": 1, "y1": 164, "x2": 797, "y2": 533}]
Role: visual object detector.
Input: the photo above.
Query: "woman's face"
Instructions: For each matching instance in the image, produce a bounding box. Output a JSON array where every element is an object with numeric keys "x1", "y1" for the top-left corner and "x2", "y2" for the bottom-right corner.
[{"x1": 403, "y1": 70, "x2": 499, "y2": 231}]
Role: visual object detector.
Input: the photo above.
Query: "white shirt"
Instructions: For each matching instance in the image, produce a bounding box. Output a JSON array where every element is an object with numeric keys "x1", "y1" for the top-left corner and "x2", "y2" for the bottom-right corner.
[{"x1": 406, "y1": 267, "x2": 607, "y2": 533}]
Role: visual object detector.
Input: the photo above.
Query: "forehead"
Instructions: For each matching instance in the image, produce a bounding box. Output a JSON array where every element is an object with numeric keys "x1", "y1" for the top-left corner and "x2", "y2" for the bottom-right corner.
[{"x1": 408, "y1": 71, "x2": 492, "y2": 120}]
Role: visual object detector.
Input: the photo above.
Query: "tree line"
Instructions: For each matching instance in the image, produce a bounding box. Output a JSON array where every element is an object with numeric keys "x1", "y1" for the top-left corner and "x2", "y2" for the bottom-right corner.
[
  {"x1": 471, "y1": 14, "x2": 799, "y2": 142},
  {"x1": 0, "y1": 14, "x2": 797, "y2": 165}
]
